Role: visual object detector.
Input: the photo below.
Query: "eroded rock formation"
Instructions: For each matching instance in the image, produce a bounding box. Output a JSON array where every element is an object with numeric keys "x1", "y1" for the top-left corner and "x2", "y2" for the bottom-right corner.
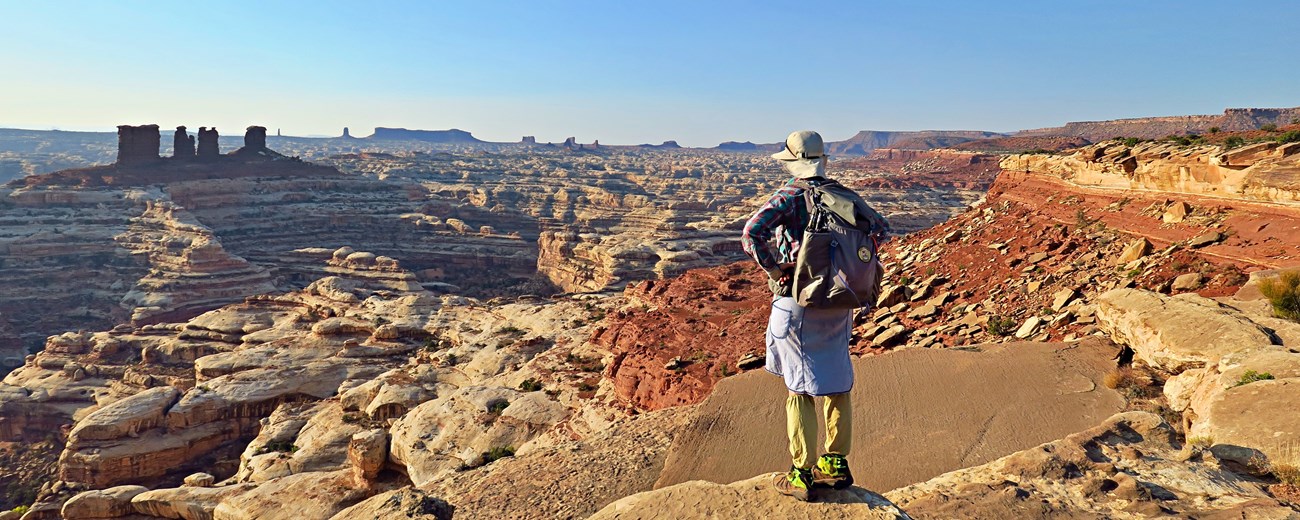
[
  {"x1": 174, "y1": 126, "x2": 195, "y2": 159},
  {"x1": 197, "y1": 127, "x2": 220, "y2": 160},
  {"x1": 243, "y1": 126, "x2": 267, "y2": 152},
  {"x1": 116, "y1": 125, "x2": 160, "y2": 165}
]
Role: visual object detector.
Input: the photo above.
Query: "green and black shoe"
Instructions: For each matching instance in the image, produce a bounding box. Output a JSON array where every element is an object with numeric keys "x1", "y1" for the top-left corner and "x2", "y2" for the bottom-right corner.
[
  {"x1": 813, "y1": 453, "x2": 854, "y2": 489},
  {"x1": 773, "y1": 466, "x2": 814, "y2": 502}
]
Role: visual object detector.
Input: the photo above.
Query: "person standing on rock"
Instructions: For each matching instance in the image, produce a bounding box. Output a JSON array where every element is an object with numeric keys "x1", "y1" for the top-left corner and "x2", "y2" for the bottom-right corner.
[{"x1": 741, "y1": 130, "x2": 890, "y2": 502}]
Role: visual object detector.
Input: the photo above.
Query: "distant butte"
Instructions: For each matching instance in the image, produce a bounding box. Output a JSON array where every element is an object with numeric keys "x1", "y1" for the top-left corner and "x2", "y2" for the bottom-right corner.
[{"x1": 13, "y1": 124, "x2": 339, "y2": 188}]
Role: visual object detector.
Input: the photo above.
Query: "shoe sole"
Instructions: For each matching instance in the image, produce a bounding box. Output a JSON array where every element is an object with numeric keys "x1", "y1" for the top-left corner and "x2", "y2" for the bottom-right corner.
[
  {"x1": 774, "y1": 475, "x2": 812, "y2": 502},
  {"x1": 814, "y1": 476, "x2": 854, "y2": 490}
]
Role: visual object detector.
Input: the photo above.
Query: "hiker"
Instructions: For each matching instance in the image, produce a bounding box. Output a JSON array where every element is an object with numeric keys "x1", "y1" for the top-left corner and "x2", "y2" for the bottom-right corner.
[{"x1": 740, "y1": 130, "x2": 890, "y2": 502}]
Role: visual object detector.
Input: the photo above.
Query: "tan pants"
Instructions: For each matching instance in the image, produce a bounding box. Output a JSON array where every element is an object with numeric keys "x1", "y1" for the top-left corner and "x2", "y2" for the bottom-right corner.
[{"x1": 786, "y1": 392, "x2": 852, "y2": 469}]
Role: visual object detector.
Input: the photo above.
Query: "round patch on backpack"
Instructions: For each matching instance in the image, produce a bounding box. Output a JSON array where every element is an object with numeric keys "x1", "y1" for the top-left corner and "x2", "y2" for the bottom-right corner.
[{"x1": 857, "y1": 245, "x2": 873, "y2": 263}]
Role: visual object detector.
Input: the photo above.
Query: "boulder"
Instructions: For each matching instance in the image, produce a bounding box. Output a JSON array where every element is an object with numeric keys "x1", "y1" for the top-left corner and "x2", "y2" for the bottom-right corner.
[
  {"x1": 389, "y1": 386, "x2": 568, "y2": 487},
  {"x1": 183, "y1": 473, "x2": 215, "y2": 487},
  {"x1": 1050, "y1": 288, "x2": 1076, "y2": 312},
  {"x1": 62, "y1": 485, "x2": 149, "y2": 519},
  {"x1": 1163, "y1": 201, "x2": 1190, "y2": 223},
  {"x1": 1013, "y1": 316, "x2": 1042, "y2": 339},
  {"x1": 67, "y1": 386, "x2": 179, "y2": 444},
  {"x1": 132, "y1": 484, "x2": 256, "y2": 520},
  {"x1": 906, "y1": 304, "x2": 938, "y2": 320},
  {"x1": 212, "y1": 470, "x2": 370, "y2": 520},
  {"x1": 349, "y1": 429, "x2": 388, "y2": 484},
  {"x1": 1171, "y1": 272, "x2": 1203, "y2": 291},
  {"x1": 1116, "y1": 238, "x2": 1151, "y2": 264},
  {"x1": 1188, "y1": 231, "x2": 1225, "y2": 248},
  {"x1": 588, "y1": 474, "x2": 910, "y2": 520},
  {"x1": 1094, "y1": 288, "x2": 1275, "y2": 372}
]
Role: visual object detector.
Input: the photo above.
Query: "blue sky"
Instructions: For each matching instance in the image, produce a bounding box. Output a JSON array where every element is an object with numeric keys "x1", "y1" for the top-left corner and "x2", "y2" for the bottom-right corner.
[{"x1": 1, "y1": 1, "x2": 1297, "y2": 146}]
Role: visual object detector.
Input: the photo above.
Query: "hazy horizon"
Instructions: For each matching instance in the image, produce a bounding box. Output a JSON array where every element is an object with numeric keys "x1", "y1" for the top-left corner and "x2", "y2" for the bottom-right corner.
[{"x1": 3, "y1": 0, "x2": 1298, "y2": 147}]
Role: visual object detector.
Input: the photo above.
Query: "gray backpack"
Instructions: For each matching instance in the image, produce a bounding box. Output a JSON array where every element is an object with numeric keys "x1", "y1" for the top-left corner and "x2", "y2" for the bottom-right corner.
[{"x1": 791, "y1": 179, "x2": 887, "y2": 310}]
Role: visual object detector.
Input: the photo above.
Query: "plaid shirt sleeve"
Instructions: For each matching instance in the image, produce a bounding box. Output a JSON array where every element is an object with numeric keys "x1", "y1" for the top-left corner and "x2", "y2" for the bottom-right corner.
[{"x1": 741, "y1": 182, "x2": 803, "y2": 278}]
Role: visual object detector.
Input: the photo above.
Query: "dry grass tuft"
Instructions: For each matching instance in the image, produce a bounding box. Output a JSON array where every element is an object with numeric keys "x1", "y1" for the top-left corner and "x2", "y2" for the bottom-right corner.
[{"x1": 1259, "y1": 271, "x2": 1300, "y2": 322}]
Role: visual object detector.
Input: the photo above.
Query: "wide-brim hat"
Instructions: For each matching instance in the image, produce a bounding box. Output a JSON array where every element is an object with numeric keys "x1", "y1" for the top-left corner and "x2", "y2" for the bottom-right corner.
[{"x1": 772, "y1": 130, "x2": 826, "y2": 178}]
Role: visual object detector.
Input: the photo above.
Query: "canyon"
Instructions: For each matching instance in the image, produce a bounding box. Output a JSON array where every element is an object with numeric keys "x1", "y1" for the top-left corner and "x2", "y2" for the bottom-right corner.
[
  {"x1": 1, "y1": 120, "x2": 1299, "y2": 519},
  {"x1": 0, "y1": 126, "x2": 991, "y2": 372}
]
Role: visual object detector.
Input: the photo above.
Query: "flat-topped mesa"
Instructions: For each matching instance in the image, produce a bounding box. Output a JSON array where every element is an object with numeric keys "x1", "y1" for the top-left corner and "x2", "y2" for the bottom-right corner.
[
  {"x1": 196, "y1": 127, "x2": 220, "y2": 160},
  {"x1": 116, "y1": 124, "x2": 160, "y2": 164},
  {"x1": 173, "y1": 126, "x2": 195, "y2": 159}
]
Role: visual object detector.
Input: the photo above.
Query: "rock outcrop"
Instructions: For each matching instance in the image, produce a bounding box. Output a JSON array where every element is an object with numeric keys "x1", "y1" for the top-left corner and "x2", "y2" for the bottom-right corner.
[
  {"x1": 654, "y1": 340, "x2": 1125, "y2": 491},
  {"x1": 589, "y1": 474, "x2": 912, "y2": 520},
  {"x1": 1004, "y1": 138, "x2": 1300, "y2": 203},
  {"x1": 887, "y1": 412, "x2": 1297, "y2": 519},
  {"x1": 1095, "y1": 288, "x2": 1300, "y2": 468}
]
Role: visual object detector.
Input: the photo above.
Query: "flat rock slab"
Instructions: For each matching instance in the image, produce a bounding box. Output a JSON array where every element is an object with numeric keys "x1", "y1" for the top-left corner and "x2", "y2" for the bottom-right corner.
[
  {"x1": 655, "y1": 339, "x2": 1124, "y2": 492},
  {"x1": 588, "y1": 473, "x2": 910, "y2": 520}
]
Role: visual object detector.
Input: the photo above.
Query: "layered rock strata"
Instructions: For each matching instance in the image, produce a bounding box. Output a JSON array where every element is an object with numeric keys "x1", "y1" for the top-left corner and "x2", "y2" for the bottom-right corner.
[{"x1": 1005, "y1": 139, "x2": 1300, "y2": 204}]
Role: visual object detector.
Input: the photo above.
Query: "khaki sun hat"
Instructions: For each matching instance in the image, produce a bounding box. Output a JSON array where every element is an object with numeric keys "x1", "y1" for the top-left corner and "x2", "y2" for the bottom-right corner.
[{"x1": 772, "y1": 130, "x2": 826, "y2": 178}]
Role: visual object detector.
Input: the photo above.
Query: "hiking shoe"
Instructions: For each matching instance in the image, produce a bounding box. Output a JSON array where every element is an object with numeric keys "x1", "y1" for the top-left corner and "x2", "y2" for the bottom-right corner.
[
  {"x1": 813, "y1": 454, "x2": 854, "y2": 489},
  {"x1": 774, "y1": 467, "x2": 814, "y2": 502}
]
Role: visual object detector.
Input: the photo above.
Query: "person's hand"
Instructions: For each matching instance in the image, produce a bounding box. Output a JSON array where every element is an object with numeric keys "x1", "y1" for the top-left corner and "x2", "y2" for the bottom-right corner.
[{"x1": 777, "y1": 262, "x2": 795, "y2": 284}]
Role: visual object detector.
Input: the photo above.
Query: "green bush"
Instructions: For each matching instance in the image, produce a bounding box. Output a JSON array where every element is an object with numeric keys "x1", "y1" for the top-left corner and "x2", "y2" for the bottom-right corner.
[
  {"x1": 1260, "y1": 123, "x2": 1278, "y2": 132},
  {"x1": 12, "y1": 506, "x2": 30, "y2": 514},
  {"x1": 486, "y1": 399, "x2": 510, "y2": 415},
  {"x1": 517, "y1": 378, "x2": 542, "y2": 392},
  {"x1": 1234, "y1": 369, "x2": 1276, "y2": 387},
  {"x1": 255, "y1": 441, "x2": 298, "y2": 455},
  {"x1": 1208, "y1": 127, "x2": 1221, "y2": 134},
  {"x1": 1223, "y1": 136, "x2": 1245, "y2": 150},
  {"x1": 1122, "y1": 137, "x2": 1142, "y2": 147},
  {"x1": 985, "y1": 316, "x2": 1017, "y2": 337},
  {"x1": 1276, "y1": 130, "x2": 1300, "y2": 144},
  {"x1": 482, "y1": 446, "x2": 515, "y2": 464},
  {"x1": 1259, "y1": 271, "x2": 1300, "y2": 322}
]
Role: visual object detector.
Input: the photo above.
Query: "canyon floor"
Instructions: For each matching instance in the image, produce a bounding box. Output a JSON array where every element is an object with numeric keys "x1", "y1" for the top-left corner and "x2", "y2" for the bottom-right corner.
[{"x1": 1, "y1": 133, "x2": 1300, "y2": 519}]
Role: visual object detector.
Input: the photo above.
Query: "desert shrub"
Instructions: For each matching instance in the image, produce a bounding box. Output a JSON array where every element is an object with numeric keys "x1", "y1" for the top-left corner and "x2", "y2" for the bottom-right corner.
[
  {"x1": 1261, "y1": 123, "x2": 1279, "y2": 132},
  {"x1": 1258, "y1": 271, "x2": 1300, "y2": 322},
  {"x1": 1103, "y1": 367, "x2": 1157, "y2": 399},
  {"x1": 1208, "y1": 126, "x2": 1221, "y2": 134},
  {"x1": 12, "y1": 506, "x2": 30, "y2": 515},
  {"x1": 1277, "y1": 130, "x2": 1300, "y2": 144},
  {"x1": 985, "y1": 316, "x2": 1017, "y2": 337},
  {"x1": 1275, "y1": 464, "x2": 1300, "y2": 486},
  {"x1": 255, "y1": 441, "x2": 298, "y2": 455},
  {"x1": 486, "y1": 399, "x2": 510, "y2": 415},
  {"x1": 517, "y1": 378, "x2": 542, "y2": 392},
  {"x1": 482, "y1": 446, "x2": 515, "y2": 464},
  {"x1": 1187, "y1": 436, "x2": 1214, "y2": 448},
  {"x1": 1234, "y1": 369, "x2": 1276, "y2": 387},
  {"x1": 498, "y1": 325, "x2": 525, "y2": 336},
  {"x1": 1122, "y1": 137, "x2": 1142, "y2": 147},
  {"x1": 1102, "y1": 369, "x2": 1128, "y2": 389},
  {"x1": 1223, "y1": 136, "x2": 1245, "y2": 149},
  {"x1": 565, "y1": 353, "x2": 604, "y2": 372}
]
